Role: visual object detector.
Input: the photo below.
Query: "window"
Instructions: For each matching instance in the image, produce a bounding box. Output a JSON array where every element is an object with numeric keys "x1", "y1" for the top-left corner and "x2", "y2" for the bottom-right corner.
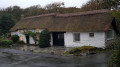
[
  {"x1": 89, "y1": 33, "x2": 94, "y2": 37},
  {"x1": 107, "y1": 30, "x2": 113, "y2": 39},
  {"x1": 58, "y1": 34, "x2": 64, "y2": 39},
  {"x1": 19, "y1": 30, "x2": 23, "y2": 34},
  {"x1": 74, "y1": 33, "x2": 80, "y2": 41},
  {"x1": 36, "y1": 28, "x2": 39, "y2": 32},
  {"x1": 20, "y1": 36, "x2": 23, "y2": 41}
]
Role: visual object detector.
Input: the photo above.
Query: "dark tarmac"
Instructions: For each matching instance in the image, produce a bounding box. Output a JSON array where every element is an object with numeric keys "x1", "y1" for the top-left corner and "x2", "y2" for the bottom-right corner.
[{"x1": 0, "y1": 48, "x2": 110, "y2": 67}]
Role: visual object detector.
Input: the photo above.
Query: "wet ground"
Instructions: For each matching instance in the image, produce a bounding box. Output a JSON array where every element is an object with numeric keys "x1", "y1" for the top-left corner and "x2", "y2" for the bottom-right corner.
[{"x1": 0, "y1": 48, "x2": 110, "y2": 67}]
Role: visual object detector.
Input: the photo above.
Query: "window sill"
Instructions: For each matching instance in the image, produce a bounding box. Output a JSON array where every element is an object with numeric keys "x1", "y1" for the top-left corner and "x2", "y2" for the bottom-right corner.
[
  {"x1": 107, "y1": 38, "x2": 114, "y2": 41},
  {"x1": 73, "y1": 41, "x2": 80, "y2": 43}
]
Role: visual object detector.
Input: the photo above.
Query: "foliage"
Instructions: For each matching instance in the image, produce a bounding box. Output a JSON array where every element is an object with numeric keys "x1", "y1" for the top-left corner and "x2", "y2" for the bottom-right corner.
[
  {"x1": 64, "y1": 46, "x2": 103, "y2": 56},
  {"x1": 111, "y1": 10, "x2": 120, "y2": 30},
  {"x1": 81, "y1": 0, "x2": 104, "y2": 11},
  {"x1": 0, "y1": 2, "x2": 82, "y2": 20},
  {"x1": 45, "y1": 2, "x2": 65, "y2": 12},
  {"x1": 102, "y1": 0, "x2": 120, "y2": 9},
  {"x1": 107, "y1": 36, "x2": 120, "y2": 67},
  {"x1": 0, "y1": 14, "x2": 16, "y2": 34},
  {"x1": 0, "y1": 40, "x2": 13, "y2": 47},
  {"x1": 0, "y1": 6, "x2": 22, "y2": 21},
  {"x1": 23, "y1": 31, "x2": 39, "y2": 44},
  {"x1": 11, "y1": 35, "x2": 19, "y2": 43},
  {"x1": 16, "y1": 41, "x2": 25, "y2": 44},
  {"x1": 0, "y1": 38, "x2": 3, "y2": 41},
  {"x1": 23, "y1": 31, "x2": 32, "y2": 36},
  {"x1": 81, "y1": 0, "x2": 120, "y2": 11},
  {"x1": 39, "y1": 29, "x2": 50, "y2": 48},
  {"x1": 45, "y1": 2, "x2": 64, "y2": 9}
]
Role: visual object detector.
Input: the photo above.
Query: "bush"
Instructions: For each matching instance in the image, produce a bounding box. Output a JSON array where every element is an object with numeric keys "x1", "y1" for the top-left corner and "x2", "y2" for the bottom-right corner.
[
  {"x1": 39, "y1": 29, "x2": 50, "y2": 48},
  {"x1": 11, "y1": 35, "x2": 19, "y2": 43},
  {"x1": 107, "y1": 36, "x2": 120, "y2": 67},
  {"x1": 16, "y1": 41, "x2": 25, "y2": 44},
  {"x1": 64, "y1": 46, "x2": 103, "y2": 56},
  {"x1": 0, "y1": 38, "x2": 3, "y2": 41},
  {"x1": 0, "y1": 40, "x2": 13, "y2": 47}
]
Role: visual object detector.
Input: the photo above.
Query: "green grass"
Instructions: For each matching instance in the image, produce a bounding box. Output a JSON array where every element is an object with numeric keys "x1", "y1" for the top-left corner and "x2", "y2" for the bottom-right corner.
[{"x1": 64, "y1": 46, "x2": 104, "y2": 56}]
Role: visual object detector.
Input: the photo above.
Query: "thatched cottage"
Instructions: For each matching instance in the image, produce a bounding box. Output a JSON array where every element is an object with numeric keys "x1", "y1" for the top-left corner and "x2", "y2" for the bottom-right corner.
[{"x1": 10, "y1": 9, "x2": 119, "y2": 48}]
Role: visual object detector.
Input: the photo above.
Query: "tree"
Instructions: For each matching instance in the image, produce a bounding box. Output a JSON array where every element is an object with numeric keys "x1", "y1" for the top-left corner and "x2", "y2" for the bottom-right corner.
[
  {"x1": 45, "y1": 2, "x2": 65, "y2": 13},
  {"x1": 23, "y1": 5, "x2": 45, "y2": 17},
  {"x1": 2, "y1": 6, "x2": 22, "y2": 21},
  {"x1": 111, "y1": 10, "x2": 120, "y2": 32},
  {"x1": 12, "y1": 6, "x2": 22, "y2": 20},
  {"x1": 39, "y1": 29, "x2": 50, "y2": 48},
  {"x1": 45, "y1": 2, "x2": 64, "y2": 9},
  {"x1": 81, "y1": 0, "x2": 104, "y2": 11},
  {"x1": 0, "y1": 14, "x2": 16, "y2": 34},
  {"x1": 102, "y1": 0, "x2": 120, "y2": 9},
  {"x1": 81, "y1": 0, "x2": 120, "y2": 11}
]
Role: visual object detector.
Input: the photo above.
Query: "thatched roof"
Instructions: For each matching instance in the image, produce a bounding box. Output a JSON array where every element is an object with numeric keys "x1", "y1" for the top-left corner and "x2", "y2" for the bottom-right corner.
[{"x1": 10, "y1": 9, "x2": 114, "y2": 32}]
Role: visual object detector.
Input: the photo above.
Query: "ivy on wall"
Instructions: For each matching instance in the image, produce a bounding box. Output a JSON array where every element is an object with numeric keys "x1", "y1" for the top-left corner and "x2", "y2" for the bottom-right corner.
[{"x1": 23, "y1": 31, "x2": 40, "y2": 44}]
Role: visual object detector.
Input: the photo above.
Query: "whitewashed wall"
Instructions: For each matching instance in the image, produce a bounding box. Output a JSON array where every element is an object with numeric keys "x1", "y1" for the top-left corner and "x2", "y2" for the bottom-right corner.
[
  {"x1": 11, "y1": 29, "x2": 44, "y2": 44},
  {"x1": 64, "y1": 32, "x2": 106, "y2": 48},
  {"x1": 11, "y1": 30, "x2": 107, "y2": 47},
  {"x1": 50, "y1": 33, "x2": 53, "y2": 46},
  {"x1": 11, "y1": 30, "x2": 26, "y2": 43}
]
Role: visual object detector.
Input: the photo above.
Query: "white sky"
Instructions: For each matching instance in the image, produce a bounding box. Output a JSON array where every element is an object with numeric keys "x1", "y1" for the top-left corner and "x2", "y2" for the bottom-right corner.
[{"x1": 0, "y1": 0, "x2": 90, "y2": 8}]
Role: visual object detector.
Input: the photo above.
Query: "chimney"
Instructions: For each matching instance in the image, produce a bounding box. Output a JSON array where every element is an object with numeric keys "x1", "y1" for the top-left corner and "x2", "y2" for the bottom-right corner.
[{"x1": 21, "y1": 14, "x2": 24, "y2": 19}]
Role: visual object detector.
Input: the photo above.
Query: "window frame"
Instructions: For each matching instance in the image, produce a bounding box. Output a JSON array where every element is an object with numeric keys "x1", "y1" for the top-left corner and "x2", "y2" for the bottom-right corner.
[
  {"x1": 106, "y1": 29, "x2": 114, "y2": 40},
  {"x1": 89, "y1": 33, "x2": 94, "y2": 37},
  {"x1": 58, "y1": 33, "x2": 64, "y2": 39},
  {"x1": 73, "y1": 33, "x2": 80, "y2": 42}
]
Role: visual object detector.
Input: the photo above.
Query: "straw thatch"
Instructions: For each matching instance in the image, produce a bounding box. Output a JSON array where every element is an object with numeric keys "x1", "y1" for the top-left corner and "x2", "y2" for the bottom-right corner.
[{"x1": 10, "y1": 9, "x2": 114, "y2": 32}]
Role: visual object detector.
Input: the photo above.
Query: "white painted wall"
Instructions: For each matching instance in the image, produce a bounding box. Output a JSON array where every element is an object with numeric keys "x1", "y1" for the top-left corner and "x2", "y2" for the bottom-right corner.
[
  {"x1": 50, "y1": 33, "x2": 53, "y2": 46},
  {"x1": 64, "y1": 32, "x2": 106, "y2": 48},
  {"x1": 11, "y1": 30, "x2": 27, "y2": 43},
  {"x1": 11, "y1": 29, "x2": 44, "y2": 44},
  {"x1": 11, "y1": 30, "x2": 108, "y2": 48}
]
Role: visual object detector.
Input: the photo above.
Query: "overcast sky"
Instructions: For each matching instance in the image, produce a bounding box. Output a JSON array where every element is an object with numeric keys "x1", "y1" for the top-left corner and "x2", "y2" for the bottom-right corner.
[{"x1": 0, "y1": 0, "x2": 90, "y2": 8}]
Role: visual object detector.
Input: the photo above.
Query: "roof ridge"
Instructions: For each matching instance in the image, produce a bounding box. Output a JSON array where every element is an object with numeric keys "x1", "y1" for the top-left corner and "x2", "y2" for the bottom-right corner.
[
  {"x1": 23, "y1": 13, "x2": 56, "y2": 20},
  {"x1": 22, "y1": 9, "x2": 110, "y2": 20},
  {"x1": 57, "y1": 9, "x2": 111, "y2": 17}
]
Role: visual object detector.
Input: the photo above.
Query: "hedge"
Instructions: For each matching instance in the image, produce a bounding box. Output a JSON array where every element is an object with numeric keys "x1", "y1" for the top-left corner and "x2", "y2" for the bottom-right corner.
[{"x1": 0, "y1": 40, "x2": 13, "y2": 47}]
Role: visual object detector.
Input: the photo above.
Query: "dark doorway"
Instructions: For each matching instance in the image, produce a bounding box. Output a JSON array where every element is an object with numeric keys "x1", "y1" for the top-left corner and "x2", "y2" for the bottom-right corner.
[
  {"x1": 52, "y1": 32, "x2": 65, "y2": 46},
  {"x1": 26, "y1": 36, "x2": 29, "y2": 44}
]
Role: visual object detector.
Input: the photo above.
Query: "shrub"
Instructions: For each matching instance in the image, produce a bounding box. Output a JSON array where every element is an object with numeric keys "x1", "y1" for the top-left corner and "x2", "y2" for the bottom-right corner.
[
  {"x1": 0, "y1": 40, "x2": 13, "y2": 47},
  {"x1": 107, "y1": 36, "x2": 120, "y2": 67},
  {"x1": 0, "y1": 38, "x2": 3, "y2": 41},
  {"x1": 11, "y1": 35, "x2": 19, "y2": 43},
  {"x1": 16, "y1": 41, "x2": 25, "y2": 44},
  {"x1": 39, "y1": 29, "x2": 50, "y2": 48},
  {"x1": 64, "y1": 46, "x2": 103, "y2": 56}
]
